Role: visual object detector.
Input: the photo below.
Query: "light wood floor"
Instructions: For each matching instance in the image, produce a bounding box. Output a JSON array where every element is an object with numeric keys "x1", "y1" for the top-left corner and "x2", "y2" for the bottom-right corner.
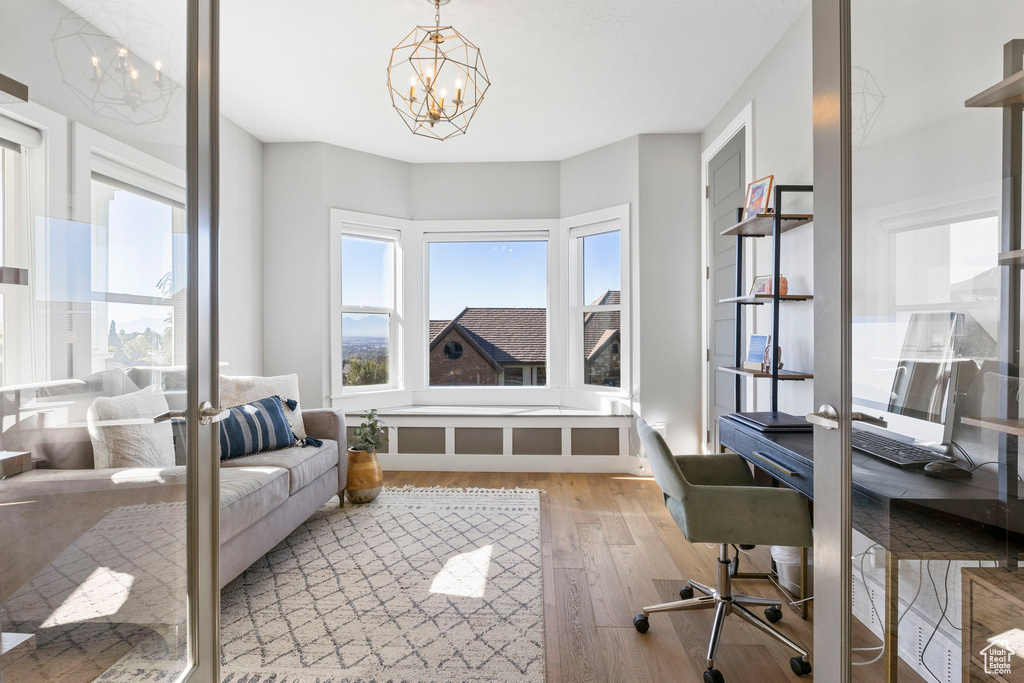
[{"x1": 383, "y1": 470, "x2": 927, "y2": 683}]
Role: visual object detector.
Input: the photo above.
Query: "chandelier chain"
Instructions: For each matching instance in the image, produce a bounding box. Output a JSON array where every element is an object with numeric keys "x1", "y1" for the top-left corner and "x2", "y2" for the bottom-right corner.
[{"x1": 435, "y1": 1, "x2": 440, "y2": 28}]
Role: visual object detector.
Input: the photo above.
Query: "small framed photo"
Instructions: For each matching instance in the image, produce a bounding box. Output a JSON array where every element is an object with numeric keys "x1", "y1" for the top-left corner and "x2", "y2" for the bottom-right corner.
[
  {"x1": 744, "y1": 334, "x2": 771, "y2": 370},
  {"x1": 749, "y1": 275, "x2": 773, "y2": 296},
  {"x1": 744, "y1": 175, "x2": 774, "y2": 218}
]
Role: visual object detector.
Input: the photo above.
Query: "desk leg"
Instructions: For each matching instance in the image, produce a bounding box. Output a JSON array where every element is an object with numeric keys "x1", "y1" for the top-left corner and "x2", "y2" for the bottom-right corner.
[
  {"x1": 885, "y1": 551, "x2": 899, "y2": 682},
  {"x1": 799, "y1": 546, "x2": 809, "y2": 620}
]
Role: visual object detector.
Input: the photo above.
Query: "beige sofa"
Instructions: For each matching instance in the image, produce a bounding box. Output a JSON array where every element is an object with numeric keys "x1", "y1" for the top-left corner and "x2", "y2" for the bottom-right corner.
[{"x1": 0, "y1": 372, "x2": 348, "y2": 589}]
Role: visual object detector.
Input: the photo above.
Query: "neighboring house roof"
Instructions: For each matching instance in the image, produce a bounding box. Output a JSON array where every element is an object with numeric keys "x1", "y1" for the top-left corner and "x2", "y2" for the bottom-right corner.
[
  {"x1": 584, "y1": 291, "x2": 621, "y2": 359},
  {"x1": 428, "y1": 291, "x2": 621, "y2": 368},
  {"x1": 429, "y1": 307, "x2": 547, "y2": 365}
]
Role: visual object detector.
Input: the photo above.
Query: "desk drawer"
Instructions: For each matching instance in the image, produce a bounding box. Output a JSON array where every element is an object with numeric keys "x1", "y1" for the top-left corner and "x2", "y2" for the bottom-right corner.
[{"x1": 746, "y1": 436, "x2": 813, "y2": 498}]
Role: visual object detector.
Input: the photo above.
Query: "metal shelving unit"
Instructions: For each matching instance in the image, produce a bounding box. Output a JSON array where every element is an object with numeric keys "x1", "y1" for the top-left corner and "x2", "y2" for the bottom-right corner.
[{"x1": 718, "y1": 185, "x2": 814, "y2": 413}]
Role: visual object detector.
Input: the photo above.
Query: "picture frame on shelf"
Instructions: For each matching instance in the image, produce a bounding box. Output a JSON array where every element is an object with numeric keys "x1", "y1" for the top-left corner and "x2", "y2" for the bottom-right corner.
[
  {"x1": 749, "y1": 274, "x2": 789, "y2": 296},
  {"x1": 745, "y1": 334, "x2": 770, "y2": 371},
  {"x1": 743, "y1": 175, "x2": 774, "y2": 218},
  {"x1": 750, "y1": 275, "x2": 773, "y2": 295}
]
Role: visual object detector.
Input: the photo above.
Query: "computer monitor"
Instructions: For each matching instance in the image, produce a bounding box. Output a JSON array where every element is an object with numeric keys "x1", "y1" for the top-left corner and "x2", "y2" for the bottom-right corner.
[{"x1": 851, "y1": 312, "x2": 964, "y2": 444}]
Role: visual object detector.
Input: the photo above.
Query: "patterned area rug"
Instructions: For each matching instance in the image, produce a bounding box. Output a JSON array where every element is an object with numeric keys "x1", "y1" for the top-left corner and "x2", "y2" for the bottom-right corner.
[{"x1": 104, "y1": 486, "x2": 545, "y2": 682}]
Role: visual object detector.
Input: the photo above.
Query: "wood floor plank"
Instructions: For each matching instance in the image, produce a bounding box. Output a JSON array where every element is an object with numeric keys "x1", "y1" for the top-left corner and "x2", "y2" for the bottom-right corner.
[
  {"x1": 596, "y1": 627, "x2": 655, "y2": 682},
  {"x1": 549, "y1": 480, "x2": 584, "y2": 569},
  {"x1": 566, "y1": 473, "x2": 602, "y2": 525},
  {"x1": 541, "y1": 543, "x2": 562, "y2": 683},
  {"x1": 584, "y1": 474, "x2": 635, "y2": 545},
  {"x1": 554, "y1": 568, "x2": 603, "y2": 683},
  {"x1": 616, "y1": 495, "x2": 685, "y2": 580},
  {"x1": 576, "y1": 523, "x2": 632, "y2": 627}
]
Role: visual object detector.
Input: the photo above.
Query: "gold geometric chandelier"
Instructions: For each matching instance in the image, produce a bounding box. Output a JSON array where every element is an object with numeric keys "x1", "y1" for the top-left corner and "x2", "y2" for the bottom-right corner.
[{"x1": 387, "y1": 0, "x2": 490, "y2": 141}]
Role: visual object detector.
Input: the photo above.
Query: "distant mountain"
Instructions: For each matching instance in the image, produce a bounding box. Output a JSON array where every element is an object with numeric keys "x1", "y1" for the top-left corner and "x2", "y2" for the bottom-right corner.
[
  {"x1": 342, "y1": 315, "x2": 388, "y2": 338},
  {"x1": 117, "y1": 316, "x2": 167, "y2": 335}
]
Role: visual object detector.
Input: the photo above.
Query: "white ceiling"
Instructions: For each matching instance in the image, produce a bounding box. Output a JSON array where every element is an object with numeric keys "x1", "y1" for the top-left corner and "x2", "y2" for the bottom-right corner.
[{"x1": 220, "y1": 0, "x2": 809, "y2": 163}]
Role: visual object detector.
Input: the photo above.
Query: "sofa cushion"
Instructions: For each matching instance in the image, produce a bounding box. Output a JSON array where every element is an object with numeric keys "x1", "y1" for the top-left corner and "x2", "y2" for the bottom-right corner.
[
  {"x1": 0, "y1": 466, "x2": 187, "y2": 503},
  {"x1": 221, "y1": 374, "x2": 307, "y2": 440},
  {"x1": 87, "y1": 386, "x2": 176, "y2": 469},
  {"x1": 219, "y1": 466, "x2": 290, "y2": 544},
  {"x1": 219, "y1": 396, "x2": 298, "y2": 461},
  {"x1": 220, "y1": 440, "x2": 338, "y2": 494}
]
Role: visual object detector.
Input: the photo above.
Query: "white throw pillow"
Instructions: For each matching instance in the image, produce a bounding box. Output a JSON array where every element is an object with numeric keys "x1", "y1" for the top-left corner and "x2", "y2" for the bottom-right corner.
[
  {"x1": 87, "y1": 386, "x2": 176, "y2": 470},
  {"x1": 220, "y1": 374, "x2": 307, "y2": 439}
]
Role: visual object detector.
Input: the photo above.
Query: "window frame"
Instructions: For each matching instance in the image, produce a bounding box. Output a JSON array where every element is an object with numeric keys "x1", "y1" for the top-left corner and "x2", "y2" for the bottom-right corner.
[
  {"x1": 422, "y1": 228, "x2": 554, "y2": 391},
  {"x1": 331, "y1": 218, "x2": 403, "y2": 396},
  {"x1": 565, "y1": 205, "x2": 631, "y2": 394}
]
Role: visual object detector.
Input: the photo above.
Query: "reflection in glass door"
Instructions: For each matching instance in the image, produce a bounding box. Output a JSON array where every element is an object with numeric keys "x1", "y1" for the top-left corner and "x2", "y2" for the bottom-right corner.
[
  {"x1": 0, "y1": 0, "x2": 219, "y2": 680},
  {"x1": 815, "y1": 0, "x2": 1024, "y2": 680}
]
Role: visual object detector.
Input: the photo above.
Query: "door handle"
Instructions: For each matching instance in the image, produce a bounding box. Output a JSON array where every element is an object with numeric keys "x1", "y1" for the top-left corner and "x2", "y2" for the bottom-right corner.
[
  {"x1": 154, "y1": 403, "x2": 229, "y2": 426},
  {"x1": 199, "y1": 401, "x2": 230, "y2": 426},
  {"x1": 805, "y1": 404, "x2": 888, "y2": 430}
]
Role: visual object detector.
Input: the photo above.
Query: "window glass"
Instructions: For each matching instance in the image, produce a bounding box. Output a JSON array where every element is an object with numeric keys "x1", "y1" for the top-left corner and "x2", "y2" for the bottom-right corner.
[
  {"x1": 340, "y1": 234, "x2": 395, "y2": 388},
  {"x1": 90, "y1": 179, "x2": 186, "y2": 372},
  {"x1": 582, "y1": 230, "x2": 620, "y2": 305},
  {"x1": 428, "y1": 240, "x2": 547, "y2": 386},
  {"x1": 581, "y1": 229, "x2": 622, "y2": 387},
  {"x1": 583, "y1": 310, "x2": 621, "y2": 387},
  {"x1": 341, "y1": 235, "x2": 392, "y2": 309}
]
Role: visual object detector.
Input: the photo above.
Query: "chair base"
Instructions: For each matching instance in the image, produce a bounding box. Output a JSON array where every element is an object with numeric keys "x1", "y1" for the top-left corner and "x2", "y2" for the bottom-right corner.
[{"x1": 632, "y1": 544, "x2": 811, "y2": 679}]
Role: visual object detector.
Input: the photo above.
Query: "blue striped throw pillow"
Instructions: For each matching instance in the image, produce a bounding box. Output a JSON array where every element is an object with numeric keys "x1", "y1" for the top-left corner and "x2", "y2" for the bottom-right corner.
[{"x1": 219, "y1": 396, "x2": 298, "y2": 461}]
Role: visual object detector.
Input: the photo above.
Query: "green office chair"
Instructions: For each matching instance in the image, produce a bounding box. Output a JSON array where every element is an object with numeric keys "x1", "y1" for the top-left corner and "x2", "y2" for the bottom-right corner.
[{"x1": 633, "y1": 420, "x2": 813, "y2": 683}]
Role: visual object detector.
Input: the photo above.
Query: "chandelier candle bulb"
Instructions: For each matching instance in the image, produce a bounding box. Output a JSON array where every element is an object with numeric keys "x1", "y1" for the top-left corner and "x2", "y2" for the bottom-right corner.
[
  {"x1": 154, "y1": 60, "x2": 162, "y2": 86},
  {"x1": 117, "y1": 47, "x2": 128, "y2": 71},
  {"x1": 91, "y1": 55, "x2": 101, "y2": 80}
]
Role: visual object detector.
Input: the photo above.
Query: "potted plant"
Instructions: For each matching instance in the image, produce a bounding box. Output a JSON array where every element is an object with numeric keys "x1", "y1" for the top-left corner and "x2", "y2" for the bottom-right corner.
[{"x1": 345, "y1": 409, "x2": 387, "y2": 503}]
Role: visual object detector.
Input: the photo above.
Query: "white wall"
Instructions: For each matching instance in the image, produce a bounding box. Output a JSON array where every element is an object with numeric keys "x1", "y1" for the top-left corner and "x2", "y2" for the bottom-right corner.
[
  {"x1": 411, "y1": 162, "x2": 560, "y2": 220},
  {"x1": 219, "y1": 115, "x2": 265, "y2": 376},
  {"x1": 700, "y1": 8, "x2": 815, "y2": 417},
  {"x1": 558, "y1": 135, "x2": 704, "y2": 455},
  {"x1": 637, "y1": 135, "x2": 703, "y2": 453}
]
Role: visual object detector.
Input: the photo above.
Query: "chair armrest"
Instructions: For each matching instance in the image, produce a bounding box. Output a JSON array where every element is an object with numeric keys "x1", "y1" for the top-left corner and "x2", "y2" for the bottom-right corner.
[
  {"x1": 301, "y1": 408, "x2": 347, "y2": 446},
  {"x1": 675, "y1": 454, "x2": 755, "y2": 487},
  {"x1": 673, "y1": 485, "x2": 813, "y2": 548}
]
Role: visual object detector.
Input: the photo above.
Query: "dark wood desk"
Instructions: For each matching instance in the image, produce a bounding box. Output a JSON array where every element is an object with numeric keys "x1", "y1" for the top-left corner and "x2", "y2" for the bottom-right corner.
[{"x1": 719, "y1": 414, "x2": 1022, "y2": 682}]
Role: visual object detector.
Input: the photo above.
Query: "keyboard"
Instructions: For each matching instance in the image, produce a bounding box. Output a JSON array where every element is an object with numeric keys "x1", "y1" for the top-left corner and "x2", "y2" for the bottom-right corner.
[{"x1": 851, "y1": 430, "x2": 945, "y2": 468}]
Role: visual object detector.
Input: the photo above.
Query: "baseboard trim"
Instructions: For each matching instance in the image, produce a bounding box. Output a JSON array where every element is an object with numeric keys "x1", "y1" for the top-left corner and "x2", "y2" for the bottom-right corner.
[{"x1": 377, "y1": 453, "x2": 643, "y2": 473}]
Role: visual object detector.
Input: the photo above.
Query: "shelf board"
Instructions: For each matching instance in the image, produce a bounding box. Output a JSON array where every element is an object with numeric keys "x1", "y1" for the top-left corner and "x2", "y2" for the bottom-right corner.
[
  {"x1": 998, "y1": 249, "x2": 1024, "y2": 266},
  {"x1": 966, "y1": 70, "x2": 1024, "y2": 108},
  {"x1": 718, "y1": 366, "x2": 813, "y2": 381},
  {"x1": 721, "y1": 213, "x2": 814, "y2": 237},
  {"x1": 961, "y1": 416, "x2": 1024, "y2": 437},
  {"x1": 718, "y1": 294, "x2": 813, "y2": 305}
]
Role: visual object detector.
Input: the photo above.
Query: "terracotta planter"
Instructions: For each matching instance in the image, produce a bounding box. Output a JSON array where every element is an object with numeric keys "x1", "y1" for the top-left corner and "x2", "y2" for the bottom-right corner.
[{"x1": 345, "y1": 448, "x2": 383, "y2": 504}]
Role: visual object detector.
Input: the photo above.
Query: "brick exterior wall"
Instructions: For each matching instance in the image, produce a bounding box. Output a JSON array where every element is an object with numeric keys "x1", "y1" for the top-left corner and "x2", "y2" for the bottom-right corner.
[{"x1": 430, "y1": 329, "x2": 499, "y2": 385}]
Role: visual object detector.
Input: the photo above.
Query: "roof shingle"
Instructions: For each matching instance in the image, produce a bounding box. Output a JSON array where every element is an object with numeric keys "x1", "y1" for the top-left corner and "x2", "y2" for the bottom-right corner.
[{"x1": 430, "y1": 308, "x2": 547, "y2": 364}]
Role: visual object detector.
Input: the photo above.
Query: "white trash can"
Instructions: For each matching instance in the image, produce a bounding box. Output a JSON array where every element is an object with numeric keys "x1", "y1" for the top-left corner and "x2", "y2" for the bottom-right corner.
[{"x1": 770, "y1": 545, "x2": 813, "y2": 596}]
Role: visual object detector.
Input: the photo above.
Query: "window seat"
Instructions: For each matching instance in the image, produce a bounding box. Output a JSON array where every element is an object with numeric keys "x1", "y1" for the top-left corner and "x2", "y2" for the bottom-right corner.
[{"x1": 342, "y1": 405, "x2": 633, "y2": 472}]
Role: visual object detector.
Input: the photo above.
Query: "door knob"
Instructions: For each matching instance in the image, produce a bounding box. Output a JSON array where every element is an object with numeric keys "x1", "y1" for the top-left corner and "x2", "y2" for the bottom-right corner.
[{"x1": 805, "y1": 404, "x2": 887, "y2": 430}]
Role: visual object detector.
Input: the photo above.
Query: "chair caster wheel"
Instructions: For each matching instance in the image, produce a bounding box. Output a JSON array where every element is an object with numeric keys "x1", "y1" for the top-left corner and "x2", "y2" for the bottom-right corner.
[
  {"x1": 679, "y1": 586, "x2": 694, "y2": 600},
  {"x1": 632, "y1": 614, "x2": 649, "y2": 633},
  {"x1": 790, "y1": 657, "x2": 812, "y2": 676},
  {"x1": 765, "y1": 606, "x2": 783, "y2": 623},
  {"x1": 703, "y1": 668, "x2": 725, "y2": 683}
]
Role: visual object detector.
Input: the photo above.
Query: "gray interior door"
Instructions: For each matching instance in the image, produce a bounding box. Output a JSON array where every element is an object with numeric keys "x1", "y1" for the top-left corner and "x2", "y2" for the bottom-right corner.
[{"x1": 708, "y1": 131, "x2": 746, "y2": 449}]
